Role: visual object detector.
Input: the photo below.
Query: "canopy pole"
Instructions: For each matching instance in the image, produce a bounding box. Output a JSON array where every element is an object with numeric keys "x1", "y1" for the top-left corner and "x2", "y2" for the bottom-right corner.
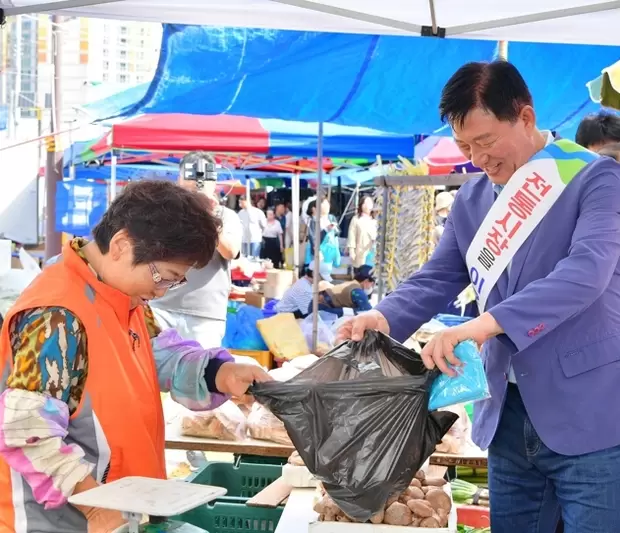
[
  {"x1": 498, "y1": 40, "x2": 508, "y2": 60},
  {"x1": 311, "y1": 122, "x2": 324, "y2": 351},
  {"x1": 292, "y1": 172, "x2": 300, "y2": 277},
  {"x1": 44, "y1": 14, "x2": 64, "y2": 262},
  {"x1": 110, "y1": 151, "x2": 118, "y2": 201}
]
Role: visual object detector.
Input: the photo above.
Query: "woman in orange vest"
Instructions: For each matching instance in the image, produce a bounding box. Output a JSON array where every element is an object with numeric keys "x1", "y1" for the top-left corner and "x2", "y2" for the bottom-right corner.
[{"x1": 0, "y1": 180, "x2": 271, "y2": 533}]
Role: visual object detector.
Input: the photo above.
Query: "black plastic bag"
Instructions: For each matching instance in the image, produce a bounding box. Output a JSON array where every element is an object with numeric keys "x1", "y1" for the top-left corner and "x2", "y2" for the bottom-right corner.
[{"x1": 250, "y1": 330, "x2": 458, "y2": 522}]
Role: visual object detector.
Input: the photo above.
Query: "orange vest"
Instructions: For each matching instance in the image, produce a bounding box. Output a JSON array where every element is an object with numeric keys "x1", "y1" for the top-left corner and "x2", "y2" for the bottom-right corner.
[{"x1": 0, "y1": 243, "x2": 166, "y2": 532}]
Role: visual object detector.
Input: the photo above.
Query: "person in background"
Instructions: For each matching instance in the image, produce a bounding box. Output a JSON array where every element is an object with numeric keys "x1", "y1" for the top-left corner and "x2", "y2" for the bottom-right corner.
[
  {"x1": 338, "y1": 60, "x2": 620, "y2": 532},
  {"x1": 0, "y1": 181, "x2": 270, "y2": 533},
  {"x1": 275, "y1": 203, "x2": 287, "y2": 233},
  {"x1": 433, "y1": 191, "x2": 455, "y2": 246},
  {"x1": 276, "y1": 262, "x2": 332, "y2": 318},
  {"x1": 256, "y1": 197, "x2": 267, "y2": 212},
  {"x1": 261, "y1": 208, "x2": 284, "y2": 268},
  {"x1": 575, "y1": 111, "x2": 620, "y2": 151},
  {"x1": 347, "y1": 195, "x2": 378, "y2": 273},
  {"x1": 305, "y1": 197, "x2": 339, "y2": 266},
  {"x1": 598, "y1": 142, "x2": 620, "y2": 162},
  {"x1": 150, "y1": 151, "x2": 243, "y2": 349},
  {"x1": 315, "y1": 265, "x2": 375, "y2": 317},
  {"x1": 238, "y1": 196, "x2": 266, "y2": 258}
]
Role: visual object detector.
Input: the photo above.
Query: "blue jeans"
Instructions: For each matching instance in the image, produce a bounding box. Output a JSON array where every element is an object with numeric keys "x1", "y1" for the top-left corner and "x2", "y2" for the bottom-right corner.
[
  {"x1": 489, "y1": 384, "x2": 620, "y2": 533},
  {"x1": 242, "y1": 242, "x2": 261, "y2": 257}
]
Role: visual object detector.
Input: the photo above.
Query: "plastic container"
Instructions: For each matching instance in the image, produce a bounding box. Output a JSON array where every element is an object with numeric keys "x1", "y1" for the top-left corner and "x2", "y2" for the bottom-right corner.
[
  {"x1": 456, "y1": 505, "x2": 490, "y2": 528},
  {"x1": 178, "y1": 498, "x2": 283, "y2": 533},
  {"x1": 230, "y1": 349, "x2": 273, "y2": 369},
  {"x1": 234, "y1": 454, "x2": 288, "y2": 466},
  {"x1": 187, "y1": 461, "x2": 283, "y2": 499}
]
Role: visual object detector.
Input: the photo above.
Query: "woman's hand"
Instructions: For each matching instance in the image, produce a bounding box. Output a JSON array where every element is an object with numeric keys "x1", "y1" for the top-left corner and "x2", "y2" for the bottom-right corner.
[{"x1": 215, "y1": 363, "x2": 273, "y2": 397}]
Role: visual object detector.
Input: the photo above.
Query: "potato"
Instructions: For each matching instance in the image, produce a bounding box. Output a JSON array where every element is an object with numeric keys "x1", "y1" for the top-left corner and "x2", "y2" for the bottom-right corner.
[
  {"x1": 313, "y1": 495, "x2": 328, "y2": 514},
  {"x1": 425, "y1": 488, "x2": 452, "y2": 513},
  {"x1": 436, "y1": 509, "x2": 449, "y2": 527},
  {"x1": 420, "y1": 516, "x2": 441, "y2": 528},
  {"x1": 406, "y1": 499, "x2": 434, "y2": 518},
  {"x1": 399, "y1": 486, "x2": 424, "y2": 504},
  {"x1": 407, "y1": 486, "x2": 425, "y2": 500},
  {"x1": 324, "y1": 511, "x2": 337, "y2": 522},
  {"x1": 384, "y1": 502, "x2": 412, "y2": 526},
  {"x1": 318, "y1": 514, "x2": 325, "y2": 522},
  {"x1": 422, "y1": 486, "x2": 433, "y2": 495},
  {"x1": 409, "y1": 478, "x2": 422, "y2": 489},
  {"x1": 369, "y1": 510, "x2": 385, "y2": 524},
  {"x1": 423, "y1": 477, "x2": 447, "y2": 487},
  {"x1": 336, "y1": 514, "x2": 350, "y2": 522},
  {"x1": 415, "y1": 470, "x2": 426, "y2": 482},
  {"x1": 410, "y1": 517, "x2": 422, "y2": 527},
  {"x1": 385, "y1": 493, "x2": 400, "y2": 508}
]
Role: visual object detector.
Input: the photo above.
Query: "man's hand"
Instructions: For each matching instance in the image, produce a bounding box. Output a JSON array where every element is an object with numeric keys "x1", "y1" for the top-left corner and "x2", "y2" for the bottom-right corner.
[
  {"x1": 335, "y1": 310, "x2": 390, "y2": 343},
  {"x1": 420, "y1": 312, "x2": 503, "y2": 376},
  {"x1": 215, "y1": 363, "x2": 273, "y2": 397}
]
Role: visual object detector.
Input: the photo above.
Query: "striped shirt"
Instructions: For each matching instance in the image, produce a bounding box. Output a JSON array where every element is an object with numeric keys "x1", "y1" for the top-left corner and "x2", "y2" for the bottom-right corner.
[{"x1": 275, "y1": 277, "x2": 313, "y2": 316}]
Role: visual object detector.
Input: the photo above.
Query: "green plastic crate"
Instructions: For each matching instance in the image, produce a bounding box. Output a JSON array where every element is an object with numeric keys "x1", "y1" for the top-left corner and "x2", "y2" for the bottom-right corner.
[
  {"x1": 178, "y1": 498, "x2": 283, "y2": 533},
  {"x1": 187, "y1": 461, "x2": 283, "y2": 499}
]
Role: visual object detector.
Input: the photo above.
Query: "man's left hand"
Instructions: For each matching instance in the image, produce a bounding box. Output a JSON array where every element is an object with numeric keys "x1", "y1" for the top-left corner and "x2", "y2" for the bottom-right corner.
[
  {"x1": 215, "y1": 362, "x2": 273, "y2": 397},
  {"x1": 420, "y1": 312, "x2": 503, "y2": 376}
]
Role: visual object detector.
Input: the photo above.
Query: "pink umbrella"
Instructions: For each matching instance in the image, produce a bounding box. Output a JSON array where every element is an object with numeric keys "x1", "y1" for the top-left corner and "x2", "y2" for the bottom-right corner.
[{"x1": 423, "y1": 137, "x2": 470, "y2": 175}]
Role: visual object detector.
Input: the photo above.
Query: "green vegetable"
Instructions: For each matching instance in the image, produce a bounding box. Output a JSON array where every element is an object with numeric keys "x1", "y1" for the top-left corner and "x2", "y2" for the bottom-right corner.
[
  {"x1": 451, "y1": 479, "x2": 489, "y2": 506},
  {"x1": 457, "y1": 526, "x2": 491, "y2": 533}
]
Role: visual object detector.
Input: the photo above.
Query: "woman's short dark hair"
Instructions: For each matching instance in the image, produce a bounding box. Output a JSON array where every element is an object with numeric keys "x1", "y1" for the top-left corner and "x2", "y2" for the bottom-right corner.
[
  {"x1": 92, "y1": 180, "x2": 221, "y2": 268},
  {"x1": 440, "y1": 60, "x2": 533, "y2": 128},
  {"x1": 306, "y1": 200, "x2": 317, "y2": 217}
]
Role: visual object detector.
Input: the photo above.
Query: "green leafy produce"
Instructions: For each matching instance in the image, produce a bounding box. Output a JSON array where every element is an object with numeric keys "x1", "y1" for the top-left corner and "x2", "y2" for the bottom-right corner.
[{"x1": 451, "y1": 479, "x2": 489, "y2": 507}]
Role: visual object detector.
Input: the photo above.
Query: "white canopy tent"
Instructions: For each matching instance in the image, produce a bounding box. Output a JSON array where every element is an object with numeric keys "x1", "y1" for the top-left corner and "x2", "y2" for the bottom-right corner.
[{"x1": 2, "y1": 0, "x2": 620, "y2": 45}]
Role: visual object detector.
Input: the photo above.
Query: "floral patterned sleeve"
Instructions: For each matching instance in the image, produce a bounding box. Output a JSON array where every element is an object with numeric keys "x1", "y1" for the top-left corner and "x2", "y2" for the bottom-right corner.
[{"x1": 0, "y1": 308, "x2": 93, "y2": 509}]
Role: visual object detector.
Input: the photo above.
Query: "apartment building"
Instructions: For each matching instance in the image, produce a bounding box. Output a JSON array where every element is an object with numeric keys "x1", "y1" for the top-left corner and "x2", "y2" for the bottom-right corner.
[{"x1": 36, "y1": 16, "x2": 162, "y2": 125}]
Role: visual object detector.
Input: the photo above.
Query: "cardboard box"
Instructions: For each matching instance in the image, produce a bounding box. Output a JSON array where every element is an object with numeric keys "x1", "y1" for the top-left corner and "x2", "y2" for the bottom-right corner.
[
  {"x1": 263, "y1": 268, "x2": 294, "y2": 300},
  {"x1": 245, "y1": 291, "x2": 265, "y2": 309},
  {"x1": 308, "y1": 486, "x2": 456, "y2": 533}
]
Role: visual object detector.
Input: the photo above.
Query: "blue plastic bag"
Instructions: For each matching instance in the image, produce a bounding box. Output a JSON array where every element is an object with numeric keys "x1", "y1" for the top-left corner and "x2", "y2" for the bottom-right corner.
[
  {"x1": 429, "y1": 340, "x2": 489, "y2": 411},
  {"x1": 222, "y1": 304, "x2": 268, "y2": 351},
  {"x1": 320, "y1": 231, "x2": 342, "y2": 268}
]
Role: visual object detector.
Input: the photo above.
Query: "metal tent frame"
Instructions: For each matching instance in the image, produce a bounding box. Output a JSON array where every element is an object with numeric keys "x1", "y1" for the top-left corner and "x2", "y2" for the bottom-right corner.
[{"x1": 3, "y1": 1, "x2": 620, "y2": 42}]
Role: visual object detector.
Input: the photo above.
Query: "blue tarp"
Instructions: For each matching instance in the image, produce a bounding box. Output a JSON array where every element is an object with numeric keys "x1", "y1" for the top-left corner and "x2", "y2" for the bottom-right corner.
[{"x1": 88, "y1": 26, "x2": 620, "y2": 140}]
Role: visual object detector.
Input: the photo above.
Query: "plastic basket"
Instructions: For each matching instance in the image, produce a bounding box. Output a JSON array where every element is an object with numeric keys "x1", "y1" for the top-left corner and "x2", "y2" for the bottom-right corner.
[
  {"x1": 187, "y1": 461, "x2": 283, "y2": 499},
  {"x1": 178, "y1": 498, "x2": 283, "y2": 533},
  {"x1": 230, "y1": 349, "x2": 273, "y2": 369},
  {"x1": 457, "y1": 505, "x2": 491, "y2": 528},
  {"x1": 234, "y1": 454, "x2": 288, "y2": 466}
]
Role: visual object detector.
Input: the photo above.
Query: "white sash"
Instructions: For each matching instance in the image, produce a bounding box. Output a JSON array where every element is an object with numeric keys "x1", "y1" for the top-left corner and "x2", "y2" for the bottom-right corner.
[{"x1": 465, "y1": 140, "x2": 594, "y2": 311}]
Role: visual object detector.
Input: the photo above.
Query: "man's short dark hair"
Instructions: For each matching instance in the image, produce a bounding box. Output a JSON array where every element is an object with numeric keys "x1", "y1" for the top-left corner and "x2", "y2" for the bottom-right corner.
[
  {"x1": 575, "y1": 112, "x2": 620, "y2": 149},
  {"x1": 439, "y1": 60, "x2": 533, "y2": 128},
  {"x1": 92, "y1": 180, "x2": 221, "y2": 268}
]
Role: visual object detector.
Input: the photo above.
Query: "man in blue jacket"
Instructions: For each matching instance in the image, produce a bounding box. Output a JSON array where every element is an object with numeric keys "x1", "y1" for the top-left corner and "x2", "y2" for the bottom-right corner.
[{"x1": 338, "y1": 61, "x2": 620, "y2": 533}]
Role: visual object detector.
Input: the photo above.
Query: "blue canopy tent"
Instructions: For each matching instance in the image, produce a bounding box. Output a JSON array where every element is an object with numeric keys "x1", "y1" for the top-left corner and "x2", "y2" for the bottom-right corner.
[{"x1": 87, "y1": 26, "x2": 620, "y2": 141}]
